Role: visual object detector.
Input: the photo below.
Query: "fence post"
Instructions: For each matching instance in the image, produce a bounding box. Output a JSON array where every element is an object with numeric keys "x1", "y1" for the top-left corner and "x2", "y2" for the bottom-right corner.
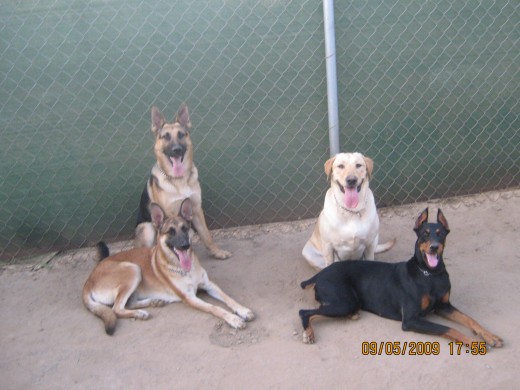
[{"x1": 323, "y1": 0, "x2": 340, "y2": 156}]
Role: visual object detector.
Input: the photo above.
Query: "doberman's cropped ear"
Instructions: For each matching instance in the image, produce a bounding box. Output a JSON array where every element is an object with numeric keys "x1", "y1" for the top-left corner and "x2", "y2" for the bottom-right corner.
[
  {"x1": 414, "y1": 208, "x2": 429, "y2": 232},
  {"x1": 324, "y1": 156, "x2": 336, "y2": 182},
  {"x1": 150, "y1": 203, "x2": 166, "y2": 228},
  {"x1": 151, "y1": 107, "x2": 165, "y2": 135},
  {"x1": 179, "y1": 198, "x2": 193, "y2": 222},
  {"x1": 176, "y1": 103, "x2": 192, "y2": 130},
  {"x1": 363, "y1": 156, "x2": 374, "y2": 180},
  {"x1": 437, "y1": 209, "x2": 450, "y2": 233}
]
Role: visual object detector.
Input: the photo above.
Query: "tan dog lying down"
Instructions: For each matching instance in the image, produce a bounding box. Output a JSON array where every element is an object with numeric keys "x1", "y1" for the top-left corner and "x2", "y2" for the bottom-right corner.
[
  {"x1": 302, "y1": 152, "x2": 395, "y2": 270},
  {"x1": 83, "y1": 199, "x2": 254, "y2": 335}
]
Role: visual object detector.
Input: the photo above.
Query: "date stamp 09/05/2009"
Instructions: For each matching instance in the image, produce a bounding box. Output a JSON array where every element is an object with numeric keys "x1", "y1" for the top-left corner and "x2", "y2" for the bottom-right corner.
[{"x1": 361, "y1": 341, "x2": 488, "y2": 356}]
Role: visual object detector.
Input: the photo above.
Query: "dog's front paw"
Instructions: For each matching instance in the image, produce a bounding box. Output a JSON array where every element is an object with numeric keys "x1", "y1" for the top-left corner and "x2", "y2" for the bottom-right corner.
[
  {"x1": 211, "y1": 248, "x2": 232, "y2": 260},
  {"x1": 302, "y1": 329, "x2": 315, "y2": 344},
  {"x1": 236, "y1": 307, "x2": 255, "y2": 322},
  {"x1": 482, "y1": 332, "x2": 504, "y2": 348},
  {"x1": 134, "y1": 310, "x2": 150, "y2": 320},
  {"x1": 225, "y1": 313, "x2": 246, "y2": 329}
]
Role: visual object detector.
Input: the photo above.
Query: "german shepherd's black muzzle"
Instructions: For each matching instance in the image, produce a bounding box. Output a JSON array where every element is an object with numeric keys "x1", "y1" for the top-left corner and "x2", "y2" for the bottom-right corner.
[{"x1": 164, "y1": 144, "x2": 186, "y2": 160}]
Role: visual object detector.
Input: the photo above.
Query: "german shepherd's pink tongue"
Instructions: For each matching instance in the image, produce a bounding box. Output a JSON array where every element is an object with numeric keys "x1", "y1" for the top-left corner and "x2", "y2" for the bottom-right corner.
[
  {"x1": 426, "y1": 253, "x2": 439, "y2": 268},
  {"x1": 177, "y1": 249, "x2": 192, "y2": 272},
  {"x1": 344, "y1": 187, "x2": 359, "y2": 208},
  {"x1": 170, "y1": 156, "x2": 185, "y2": 177}
]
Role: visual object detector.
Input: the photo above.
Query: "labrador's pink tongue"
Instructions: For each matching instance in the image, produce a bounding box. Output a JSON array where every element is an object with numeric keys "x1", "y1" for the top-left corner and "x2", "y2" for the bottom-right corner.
[
  {"x1": 426, "y1": 253, "x2": 438, "y2": 268},
  {"x1": 177, "y1": 250, "x2": 192, "y2": 272},
  {"x1": 344, "y1": 187, "x2": 359, "y2": 208},
  {"x1": 171, "y1": 157, "x2": 185, "y2": 177}
]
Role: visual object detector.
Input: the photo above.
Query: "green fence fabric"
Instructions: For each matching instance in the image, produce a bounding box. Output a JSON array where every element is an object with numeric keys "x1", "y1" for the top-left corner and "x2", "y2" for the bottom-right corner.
[{"x1": 1, "y1": 0, "x2": 518, "y2": 261}]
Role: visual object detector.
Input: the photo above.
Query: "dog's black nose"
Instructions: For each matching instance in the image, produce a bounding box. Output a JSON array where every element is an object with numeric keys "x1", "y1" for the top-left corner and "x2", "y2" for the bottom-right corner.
[
  {"x1": 171, "y1": 145, "x2": 184, "y2": 155},
  {"x1": 430, "y1": 243, "x2": 439, "y2": 252},
  {"x1": 346, "y1": 176, "x2": 358, "y2": 188}
]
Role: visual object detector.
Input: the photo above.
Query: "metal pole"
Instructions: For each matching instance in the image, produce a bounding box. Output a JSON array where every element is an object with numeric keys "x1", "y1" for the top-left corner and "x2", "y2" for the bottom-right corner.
[{"x1": 323, "y1": 0, "x2": 340, "y2": 156}]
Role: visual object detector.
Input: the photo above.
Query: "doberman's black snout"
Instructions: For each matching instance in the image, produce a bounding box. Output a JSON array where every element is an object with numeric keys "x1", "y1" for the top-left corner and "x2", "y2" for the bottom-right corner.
[{"x1": 429, "y1": 242, "x2": 439, "y2": 253}]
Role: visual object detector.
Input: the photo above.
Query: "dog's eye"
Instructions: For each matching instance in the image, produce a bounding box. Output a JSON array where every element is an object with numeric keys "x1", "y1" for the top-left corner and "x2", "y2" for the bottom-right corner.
[
  {"x1": 181, "y1": 225, "x2": 189, "y2": 232},
  {"x1": 423, "y1": 229, "x2": 430, "y2": 237},
  {"x1": 337, "y1": 164, "x2": 344, "y2": 169},
  {"x1": 168, "y1": 227, "x2": 176, "y2": 235},
  {"x1": 162, "y1": 133, "x2": 171, "y2": 141},
  {"x1": 178, "y1": 132, "x2": 185, "y2": 139},
  {"x1": 356, "y1": 163, "x2": 362, "y2": 168}
]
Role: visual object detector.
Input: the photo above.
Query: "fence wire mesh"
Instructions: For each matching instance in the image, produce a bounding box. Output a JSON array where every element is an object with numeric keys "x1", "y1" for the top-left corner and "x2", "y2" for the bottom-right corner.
[
  {"x1": 1, "y1": 0, "x2": 518, "y2": 261},
  {"x1": 334, "y1": 0, "x2": 519, "y2": 206}
]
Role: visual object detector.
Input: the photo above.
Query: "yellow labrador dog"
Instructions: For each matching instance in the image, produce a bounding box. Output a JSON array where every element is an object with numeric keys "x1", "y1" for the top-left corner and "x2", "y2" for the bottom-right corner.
[{"x1": 302, "y1": 152, "x2": 395, "y2": 270}]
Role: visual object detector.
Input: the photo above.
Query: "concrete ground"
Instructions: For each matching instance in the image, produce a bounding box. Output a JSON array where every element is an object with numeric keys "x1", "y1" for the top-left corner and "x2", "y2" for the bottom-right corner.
[{"x1": 1, "y1": 188, "x2": 519, "y2": 390}]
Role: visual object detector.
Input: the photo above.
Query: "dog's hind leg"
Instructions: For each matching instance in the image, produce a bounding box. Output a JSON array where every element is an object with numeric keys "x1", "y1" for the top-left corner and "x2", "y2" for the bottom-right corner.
[
  {"x1": 300, "y1": 284, "x2": 360, "y2": 344},
  {"x1": 299, "y1": 308, "x2": 320, "y2": 344},
  {"x1": 83, "y1": 293, "x2": 118, "y2": 335},
  {"x1": 127, "y1": 297, "x2": 171, "y2": 309},
  {"x1": 111, "y1": 263, "x2": 151, "y2": 321}
]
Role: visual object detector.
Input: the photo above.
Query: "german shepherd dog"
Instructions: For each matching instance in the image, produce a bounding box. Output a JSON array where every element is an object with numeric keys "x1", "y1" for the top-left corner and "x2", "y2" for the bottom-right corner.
[
  {"x1": 135, "y1": 103, "x2": 231, "y2": 259},
  {"x1": 83, "y1": 199, "x2": 254, "y2": 335},
  {"x1": 299, "y1": 208, "x2": 503, "y2": 347}
]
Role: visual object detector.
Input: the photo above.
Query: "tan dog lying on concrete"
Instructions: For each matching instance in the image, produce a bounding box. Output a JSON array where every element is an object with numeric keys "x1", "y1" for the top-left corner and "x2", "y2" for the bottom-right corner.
[
  {"x1": 83, "y1": 199, "x2": 254, "y2": 335},
  {"x1": 302, "y1": 152, "x2": 395, "y2": 270}
]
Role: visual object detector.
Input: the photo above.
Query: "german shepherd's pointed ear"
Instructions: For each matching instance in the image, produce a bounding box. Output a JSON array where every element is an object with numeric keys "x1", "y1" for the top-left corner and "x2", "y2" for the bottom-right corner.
[
  {"x1": 437, "y1": 208, "x2": 450, "y2": 233},
  {"x1": 179, "y1": 198, "x2": 193, "y2": 222},
  {"x1": 151, "y1": 107, "x2": 165, "y2": 135},
  {"x1": 324, "y1": 156, "x2": 336, "y2": 182},
  {"x1": 363, "y1": 156, "x2": 374, "y2": 180},
  {"x1": 414, "y1": 208, "x2": 429, "y2": 232},
  {"x1": 150, "y1": 203, "x2": 166, "y2": 228},
  {"x1": 176, "y1": 103, "x2": 192, "y2": 130}
]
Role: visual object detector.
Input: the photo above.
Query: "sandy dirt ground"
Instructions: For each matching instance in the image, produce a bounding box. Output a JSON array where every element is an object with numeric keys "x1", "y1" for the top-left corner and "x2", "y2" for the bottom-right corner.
[{"x1": 1, "y1": 188, "x2": 519, "y2": 390}]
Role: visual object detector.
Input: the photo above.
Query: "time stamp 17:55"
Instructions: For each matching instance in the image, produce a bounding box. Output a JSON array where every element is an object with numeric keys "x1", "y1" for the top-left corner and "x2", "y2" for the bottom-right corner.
[{"x1": 361, "y1": 341, "x2": 488, "y2": 356}]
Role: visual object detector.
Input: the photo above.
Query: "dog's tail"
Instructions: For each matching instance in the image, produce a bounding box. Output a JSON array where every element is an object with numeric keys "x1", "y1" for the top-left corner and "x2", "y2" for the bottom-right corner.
[
  {"x1": 96, "y1": 241, "x2": 110, "y2": 261},
  {"x1": 82, "y1": 290, "x2": 117, "y2": 335},
  {"x1": 300, "y1": 274, "x2": 319, "y2": 290},
  {"x1": 375, "y1": 238, "x2": 396, "y2": 254},
  {"x1": 84, "y1": 242, "x2": 116, "y2": 335}
]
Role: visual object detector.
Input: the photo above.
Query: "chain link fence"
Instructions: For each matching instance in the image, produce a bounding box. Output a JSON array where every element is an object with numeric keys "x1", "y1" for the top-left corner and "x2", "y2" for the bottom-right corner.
[
  {"x1": 334, "y1": 0, "x2": 519, "y2": 205},
  {"x1": 1, "y1": 0, "x2": 518, "y2": 262}
]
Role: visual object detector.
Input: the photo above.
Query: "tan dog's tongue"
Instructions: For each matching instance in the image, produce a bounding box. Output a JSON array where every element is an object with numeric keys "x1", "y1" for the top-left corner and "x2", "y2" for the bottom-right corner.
[
  {"x1": 344, "y1": 187, "x2": 359, "y2": 209},
  {"x1": 177, "y1": 250, "x2": 192, "y2": 272},
  {"x1": 171, "y1": 156, "x2": 185, "y2": 177}
]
